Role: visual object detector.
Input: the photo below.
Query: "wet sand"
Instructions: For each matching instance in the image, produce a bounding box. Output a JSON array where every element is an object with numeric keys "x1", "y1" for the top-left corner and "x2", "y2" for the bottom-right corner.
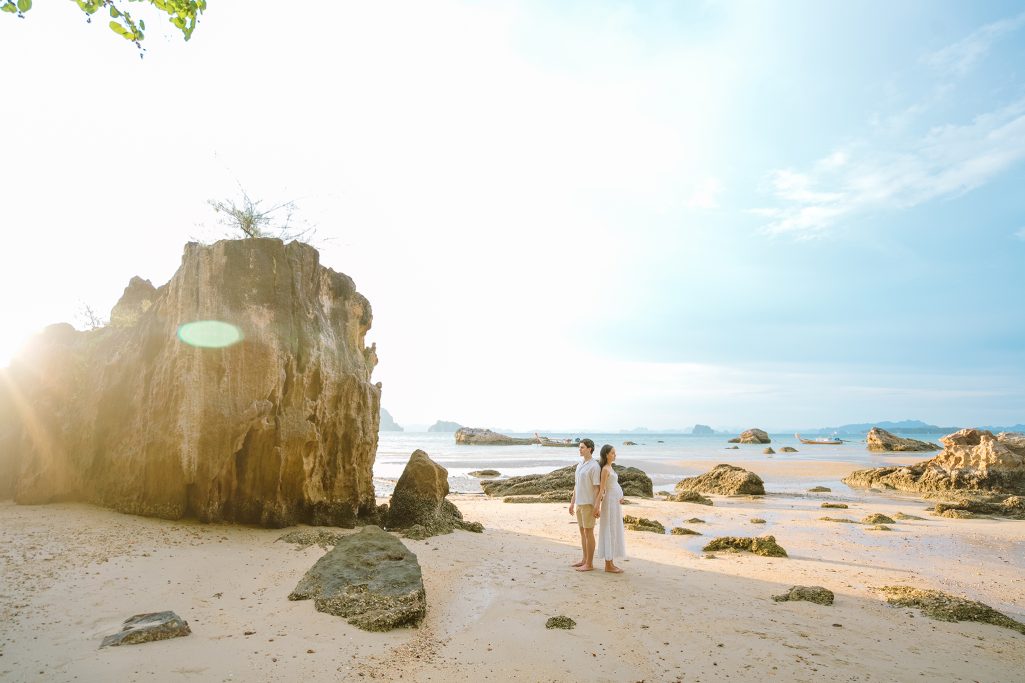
[{"x1": 2, "y1": 490, "x2": 1023, "y2": 683}]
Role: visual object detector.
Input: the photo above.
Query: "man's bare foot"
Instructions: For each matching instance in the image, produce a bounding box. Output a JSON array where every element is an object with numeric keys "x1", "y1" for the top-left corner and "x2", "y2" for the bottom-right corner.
[
  {"x1": 575, "y1": 565, "x2": 595, "y2": 572},
  {"x1": 571, "y1": 560, "x2": 585, "y2": 567}
]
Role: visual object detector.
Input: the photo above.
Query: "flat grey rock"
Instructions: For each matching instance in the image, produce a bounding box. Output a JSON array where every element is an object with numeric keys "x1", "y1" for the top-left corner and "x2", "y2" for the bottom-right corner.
[{"x1": 100, "y1": 611, "x2": 191, "y2": 648}]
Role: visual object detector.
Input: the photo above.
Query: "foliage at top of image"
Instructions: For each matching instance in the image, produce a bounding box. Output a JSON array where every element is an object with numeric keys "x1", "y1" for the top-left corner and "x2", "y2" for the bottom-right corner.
[{"x1": 2, "y1": 0, "x2": 207, "y2": 51}]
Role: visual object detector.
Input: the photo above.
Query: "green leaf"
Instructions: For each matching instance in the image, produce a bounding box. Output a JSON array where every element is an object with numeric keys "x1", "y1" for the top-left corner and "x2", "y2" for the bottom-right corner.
[
  {"x1": 139, "y1": 18, "x2": 145, "y2": 30},
  {"x1": 109, "y1": 5, "x2": 120, "y2": 18},
  {"x1": 108, "y1": 20, "x2": 131, "y2": 39},
  {"x1": 1, "y1": 3, "x2": 17, "y2": 13},
  {"x1": 16, "y1": 0, "x2": 30, "y2": 12}
]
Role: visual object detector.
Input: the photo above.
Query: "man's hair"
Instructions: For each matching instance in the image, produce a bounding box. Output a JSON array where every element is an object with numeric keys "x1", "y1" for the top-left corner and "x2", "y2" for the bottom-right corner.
[{"x1": 579, "y1": 438, "x2": 595, "y2": 453}]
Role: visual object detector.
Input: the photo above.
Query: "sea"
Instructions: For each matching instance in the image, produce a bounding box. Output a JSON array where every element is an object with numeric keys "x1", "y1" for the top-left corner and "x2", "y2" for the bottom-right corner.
[{"x1": 373, "y1": 431, "x2": 952, "y2": 497}]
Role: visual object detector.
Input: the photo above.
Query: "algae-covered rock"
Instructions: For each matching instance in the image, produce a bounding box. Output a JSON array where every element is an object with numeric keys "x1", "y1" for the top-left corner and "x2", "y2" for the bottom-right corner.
[
  {"x1": 866, "y1": 428, "x2": 939, "y2": 452},
  {"x1": 685, "y1": 517, "x2": 706, "y2": 524},
  {"x1": 289, "y1": 525, "x2": 425, "y2": 632},
  {"x1": 821, "y1": 503, "x2": 849, "y2": 509},
  {"x1": 862, "y1": 514, "x2": 895, "y2": 525},
  {"x1": 546, "y1": 616, "x2": 576, "y2": 630},
  {"x1": 772, "y1": 586, "x2": 834, "y2": 605},
  {"x1": 874, "y1": 586, "x2": 1025, "y2": 635},
  {"x1": 939, "y1": 508, "x2": 977, "y2": 519},
  {"x1": 386, "y1": 450, "x2": 483, "y2": 536},
  {"x1": 728, "y1": 429, "x2": 771, "y2": 444},
  {"x1": 892, "y1": 512, "x2": 926, "y2": 521},
  {"x1": 481, "y1": 464, "x2": 652, "y2": 499},
  {"x1": 750, "y1": 518, "x2": 766, "y2": 524},
  {"x1": 623, "y1": 515, "x2": 665, "y2": 534},
  {"x1": 780, "y1": 447, "x2": 798, "y2": 453},
  {"x1": 763, "y1": 448, "x2": 775, "y2": 455},
  {"x1": 820, "y1": 517, "x2": 859, "y2": 524},
  {"x1": 277, "y1": 529, "x2": 345, "y2": 549},
  {"x1": 468, "y1": 470, "x2": 500, "y2": 478},
  {"x1": 670, "y1": 527, "x2": 702, "y2": 536},
  {"x1": 668, "y1": 490, "x2": 714, "y2": 505},
  {"x1": 867, "y1": 524, "x2": 892, "y2": 530},
  {"x1": 100, "y1": 611, "x2": 191, "y2": 648},
  {"x1": 702, "y1": 535, "x2": 787, "y2": 557},
  {"x1": 929, "y1": 494, "x2": 1025, "y2": 520},
  {"x1": 675, "y1": 464, "x2": 765, "y2": 496},
  {"x1": 808, "y1": 486, "x2": 832, "y2": 493}
]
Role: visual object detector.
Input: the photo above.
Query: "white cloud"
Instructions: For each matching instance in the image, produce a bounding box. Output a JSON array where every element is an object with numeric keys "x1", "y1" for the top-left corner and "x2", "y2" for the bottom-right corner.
[
  {"x1": 686, "y1": 178, "x2": 722, "y2": 209},
  {"x1": 1014, "y1": 227, "x2": 1025, "y2": 240},
  {"x1": 923, "y1": 12, "x2": 1025, "y2": 77},
  {"x1": 758, "y1": 98, "x2": 1025, "y2": 236}
]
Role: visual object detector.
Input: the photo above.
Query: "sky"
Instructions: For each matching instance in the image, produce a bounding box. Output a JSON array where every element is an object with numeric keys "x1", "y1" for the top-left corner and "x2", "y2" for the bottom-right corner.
[{"x1": 1, "y1": 1, "x2": 1024, "y2": 431}]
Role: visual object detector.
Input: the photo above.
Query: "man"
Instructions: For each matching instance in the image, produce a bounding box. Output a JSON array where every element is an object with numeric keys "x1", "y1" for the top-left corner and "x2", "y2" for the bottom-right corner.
[{"x1": 568, "y1": 438, "x2": 600, "y2": 571}]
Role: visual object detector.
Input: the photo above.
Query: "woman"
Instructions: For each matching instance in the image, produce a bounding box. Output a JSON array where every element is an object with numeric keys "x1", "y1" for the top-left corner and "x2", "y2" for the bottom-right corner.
[{"x1": 593, "y1": 444, "x2": 626, "y2": 573}]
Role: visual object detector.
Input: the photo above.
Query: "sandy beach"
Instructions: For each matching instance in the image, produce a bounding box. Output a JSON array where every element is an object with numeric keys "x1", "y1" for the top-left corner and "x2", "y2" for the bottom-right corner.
[{"x1": 2, "y1": 487, "x2": 1023, "y2": 683}]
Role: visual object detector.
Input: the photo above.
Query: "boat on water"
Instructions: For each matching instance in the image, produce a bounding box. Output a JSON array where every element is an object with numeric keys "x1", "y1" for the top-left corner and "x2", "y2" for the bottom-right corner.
[
  {"x1": 795, "y1": 433, "x2": 843, "y2": 445},
  {"x1": 534, "y1": 432, "x2": 580, "y2": 447}
]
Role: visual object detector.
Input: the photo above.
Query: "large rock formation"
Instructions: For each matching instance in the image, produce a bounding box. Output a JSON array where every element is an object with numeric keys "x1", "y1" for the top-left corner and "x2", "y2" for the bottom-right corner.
[
  {"x1": 675, "y1": 464, "x2": 765, "y2": 496},
  {"x1": 380, "y1": 408, "x2": 403, "y2": 432},
  {"x1": 428, "y1": 420, "x2": 462, "y2": 433},
  {"x1": 480, "y1": 464, "x2": 653, "y2": 500},
  {"x1": 454, "y1": 427, "x2": 535, "y2": 445},
  {"x1": 865, "y1": 427, "x2": 938, "y2": 452},
  {"x1": 844, "y1": 429, "x2": 1025, "y2": 495},
  {"x1": 288, "y1": 525, "x2": 426, "y2": 632},
  {"x1": 385, "y1": 449, "x2": 482, "y2": 537},
  {"x1": 0, "y1": 239, "x2": 381, "y2": 526},
  {"x1": 728, "y1": 428, "x2": 771, "y2": 444}
]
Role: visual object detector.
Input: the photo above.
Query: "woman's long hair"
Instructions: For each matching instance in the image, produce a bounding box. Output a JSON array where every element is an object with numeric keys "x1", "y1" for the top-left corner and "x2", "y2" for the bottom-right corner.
[{"x1": 599, "y1": 444, "x2": 614, "y2": 469}]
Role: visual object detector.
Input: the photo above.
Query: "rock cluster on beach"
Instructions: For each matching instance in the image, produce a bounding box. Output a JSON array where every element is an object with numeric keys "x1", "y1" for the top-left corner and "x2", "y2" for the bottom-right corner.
[
  {"x1": 289, "y1": 525, "x2": 426, "y2": 632},
  {"x1": 454, "y1": 427, "x2": 535, "y2": 445},
  {"x1": 728, "y1": 428, "x2": 771, "y2": 444},
  {"x1": 873, "y1": 586, "x2": 1025, "y2": 635},
  {"x1": 0, "y1": 239, "x2": 381, "y2": 527},
  {"x1": 479, "y1": 464, "x2": 653, "y2": 501},
  {"x1": 865, "y1": 427, "x2": 939, "y2": 452},
  {"x1": 702, "y1": 535, "x2": 787, "y2": 557},
  {"x1": 386, "y1": 450, "x2": 483, "y2": 538},
  {"x1": 844, "y1": 429, "x2": 1025, "y2": 497},
  {"x1": 772, "y1": 586, "x2": 834, "y2": 606},
  {"x1": 675, "y1": 464, "x2": 765, "y2": 496}
]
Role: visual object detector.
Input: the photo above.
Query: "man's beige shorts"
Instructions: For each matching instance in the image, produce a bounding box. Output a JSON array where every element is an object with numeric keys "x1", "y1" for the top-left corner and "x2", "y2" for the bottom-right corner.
[{"x1": 575, "y1": 504, "x2": 596, "y2": 529}]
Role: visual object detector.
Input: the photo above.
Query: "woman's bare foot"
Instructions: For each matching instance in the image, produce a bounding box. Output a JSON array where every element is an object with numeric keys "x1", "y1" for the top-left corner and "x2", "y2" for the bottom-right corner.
[
  {"x1": 605, "y1": 563, "x2": 624, "y2": 573},
  {"x1": 574, "y1": 564, "x2": 594, "y2": 572}
]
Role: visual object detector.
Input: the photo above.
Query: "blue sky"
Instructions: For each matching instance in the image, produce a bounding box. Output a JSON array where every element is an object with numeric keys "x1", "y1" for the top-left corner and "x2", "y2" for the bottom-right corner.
[{"x1": 1, "y1": 1, "x2": 1023, "y2": 430}]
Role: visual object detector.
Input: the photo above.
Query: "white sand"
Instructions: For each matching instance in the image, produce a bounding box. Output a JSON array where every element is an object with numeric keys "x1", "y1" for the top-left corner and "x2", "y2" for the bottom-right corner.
[{"x1": 1, "y1": 493, "x2": 1023, "y2": 682}]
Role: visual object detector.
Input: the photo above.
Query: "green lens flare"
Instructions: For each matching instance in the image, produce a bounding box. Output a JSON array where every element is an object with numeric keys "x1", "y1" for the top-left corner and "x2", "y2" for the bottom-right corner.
[{"x1": 177, "y1": 320, "x2": 244, "y2": 348}]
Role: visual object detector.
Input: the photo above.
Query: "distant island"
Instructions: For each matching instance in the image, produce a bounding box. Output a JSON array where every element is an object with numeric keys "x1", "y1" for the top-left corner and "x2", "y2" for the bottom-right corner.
[
  {"x1": 691, "y1": 424, "x2": 715, "y2": 435},
  {"x1": 802, "y1": 419, "x2": 1025, "y2": 435},
  {"x1": 380, "y1": 408, "x2": 403, "y2": 432},
  {"x1": 428, "y1": 420, "x2": 463, "y2": 433}
]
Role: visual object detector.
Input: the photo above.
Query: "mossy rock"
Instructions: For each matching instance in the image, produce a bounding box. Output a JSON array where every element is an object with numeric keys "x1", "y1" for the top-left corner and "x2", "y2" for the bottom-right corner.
[
  {"x1": 862, "y1": 513, "x2": 895, "y2": 525},
  {"x1": 685, "y1": 517, "x2": 706, "y2": 524},
  {"x1": 867, "y1": 524, "x2": 892, "y2": 531},
  {"x1": 807, "y1": 486, "x2": 832, "y2": 493},
  {"x1": 702, "y1": 535, "x2": 787, "y2": 557},
  {"x1": 821, "y1": 503, "x2": 849, "y2": 509},
  {"x1": 277, "y1": 529, "x2": 345, "y2": 549},
  {"x1": 546, "y1": 615, "x2": 576, "y2": 629},
  {"x1": 669, "y1": 490, "x2": 713, "y2": 505},
  {"x1": 481, "y1": 463, "x2": 653, "y2": 498},
  {"x1": 670, "y1": 527, "x2": 702, "y2": 536},
  {"x1": 763, "y1": 448, "x2": 775, "y2": 455},
  {"x1": 780, "y1": 447, "x2": 798, "y2": 453},
  {"x1": 750, "y1": 518, "x2": 766, "y2": 524},
  {"x1": 623, "y1": 515, "x2": 665, "y2": 534},
  {"x1": 772, "y1": 585, "x2": 834, "y2": 605},
  {"x1": 874, "y1": 586, "x2": 1025, "y2": 635},
  {"x1": 939, "y1": 508, "x2": 977, "y2": 519},
  {"x1": 892, "y1": 512, "x2": 926, "y2": 521},
  {"x1": 820, "y1": 517, "x2": 859, "y2": 523},
  {"x1": 675, "y1": 464, "x2": 765, "y2": 496},
  {"x1": 468, "y1": 470, "x2": 501, "y2": 478}
]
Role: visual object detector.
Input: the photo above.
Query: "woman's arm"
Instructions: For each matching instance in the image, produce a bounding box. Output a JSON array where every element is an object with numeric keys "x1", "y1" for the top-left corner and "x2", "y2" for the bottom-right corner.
[{"x1": 593, "y1": 466, "x2": 610, "y2": 518}]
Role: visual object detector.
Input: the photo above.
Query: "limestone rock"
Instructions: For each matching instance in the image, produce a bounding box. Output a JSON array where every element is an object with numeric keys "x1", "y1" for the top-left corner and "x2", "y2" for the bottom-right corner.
[
  {"x1": 728, "y1": 429, "x2": 771, "y2": 444},
  {"x1": 874, "y1": 586, "x2": 1025, "y2": 635},
  {"x1": 468, "y1": 469, "x2": 501, "y2": 478},
  {"x1": 100, "y1": 611, "x2": 191, "y2": 648},
  {"x1": 0, "y1": 239, "x2": 381, "y2": 527},
  {"x1": 623, "y1": 515, "x2": 665, "y2": 533},
  {"x1": 844, "y1": 429, "x2": 1025, "y2": 496},
  {"x1": 454, "y1": 428, "x2": 535, "y2": 445},
  {"x1": 702, "y1": 535, "x2": 787, "y2": 557},
  {"x1": 763, "y1": 447, "x2": 775, "y2": 455},
  {"x1": 772, "y1": 586, "x2": 834, "y2": 605},
  {"x1": 289, "y1": 525, "x2": 426, "y2": 631},
  {"x1": 386, "y1": 450, "x2": 482, "y2": 537},
  {"x1": 927, "y1": 493, "x2": 1025, "y2": 519},
  {"x1": 675, "y1": 464, "x2": 765, "y2": 496},
  {"x1": 780, "y1": 446, "x2": 798, "y2": 453},
  {"x1": 668, "y1": 490, "x2": 713, "y2": 505},
  {"x1": 480, "y1": 464, "x2": 653, "y2": 499},
  {"x1": 866, "y1": 427, "x2": 939, "y2": 452}
]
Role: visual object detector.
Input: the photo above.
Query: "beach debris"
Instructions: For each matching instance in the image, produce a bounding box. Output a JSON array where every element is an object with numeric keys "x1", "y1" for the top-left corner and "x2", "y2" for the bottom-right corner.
[
  {"x1": 892, "y1": 512, "x2": 926, "y2": 521},
  {"x1": 873, "y1": 586, "x2": 1025, "y2": 635},
  {"x1": 750, "y1": 518, "x2": 767, "y2": 524},
  {"x1": 702, "y1": 535, "x2": 787, "y2": 557},
  {"x1": 728, "y1": 428, "x2": 771, "y2": 444},
  {"x1": 546, "y1": 616, "x2": 576, "y2": 630},
  {"x1": 100, "y1": 611, "x2": 191, "y2": 648},
  {"x1": 821, "y1": 503, "x2": 849, "y2": 509},
  {"x1": 808, "y1": 486, "x2": 832, "y2": 492},
  {"x1": 865, "y1": 427, "x2": 940, "y2": 452},
  {"x1": 675, "y1": 464, "x2": 765, "y2": 496},
  {"x1": 668, "y1": 490, "x2": 714, "y2": 505},
  {"x1": 780, "y1": 446, "x2": 798, "y2": 453},
  {"x1": 819, "y1": 517, "x2": 860, "y2": 523},
  {"x1": 468, "y1": 470, "x2": 501, "y2": 478},
  {"x1": 670, "y1": 527, "x2": 702, "y2": 535},
  {"x1": 844, "y1": 429, "x2": 1025, "y2": 497},
  {"x1": 623, "y1": 515, "x2": 666, "y2": 534},
  {"x1": 277, "y1": 529, "x2": 345, "y2": 550},
  {"x1": 772, "y1": 586, "x2": 834, "y2": 605},
  {"x1": 481, "y1": 464, "x2": 653, "y2": 499},
  {"x1": 685, "y1": 517, "x2": 706, "y2": 523},
  {"x1": 386, "y1": 450, "x2": 483, "y2": 537},
  {"x1": 861, "y1": 514, "x2": 895, "y2": 525},
  {"x1": 289, "y1": 525, "x2": 426, "y2": 632},
  {"x1": 455, "y1": 428, "x2": 535, "y2": 445}
]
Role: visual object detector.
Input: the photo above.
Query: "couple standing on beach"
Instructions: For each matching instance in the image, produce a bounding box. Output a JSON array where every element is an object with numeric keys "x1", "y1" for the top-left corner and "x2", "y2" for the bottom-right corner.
[{"x1": 568, "y1": 438, "x2": 627, "y2": 573}]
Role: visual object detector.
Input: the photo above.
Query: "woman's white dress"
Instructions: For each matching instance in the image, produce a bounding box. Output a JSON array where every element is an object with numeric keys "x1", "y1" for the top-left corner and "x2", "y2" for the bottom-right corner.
[{"x1": 595, "y1": 467, "x2": 627, "y2": 561}]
